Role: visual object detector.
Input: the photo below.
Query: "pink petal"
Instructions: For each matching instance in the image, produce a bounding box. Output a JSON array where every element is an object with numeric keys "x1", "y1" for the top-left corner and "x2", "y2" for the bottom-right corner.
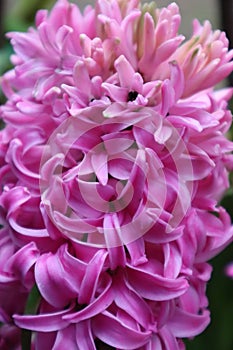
[
  {"x1": 75, "y1": 320, "x2": 96, "y2": 350},
  {"x1": 78, "y1": 250, "x2": 108, "y2": 304},
  {"x1": 35, "y1": 244, "x2": 86, "y2": 308},
  {"x1": 127, "y1": 264, "x2": 188, "y2": 301},
  {"x1": 114, "y1": 55, "x2": 135, "y2": 88},
  {"x1": 13, "y1": 304, "x2": 73, "y2": 332},
  {"x1": 52, "y1": 324, "x2": 77, "y2": 349},
  {"x1": 114, "y1": 273, "x2": 153, "y2": 329},
  {"x1": 92, "y1": 311, "x2": 151, "y2": 349},
  {"x1": 167, "y1": 307, "x2": 210, "y2": 337},
  {"x1": 63, "y1": 275, "x2": 113, "y2": 323}
]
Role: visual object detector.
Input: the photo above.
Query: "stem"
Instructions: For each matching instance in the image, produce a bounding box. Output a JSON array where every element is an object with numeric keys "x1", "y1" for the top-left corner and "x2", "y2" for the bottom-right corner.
[{"x1": 21, "y1": 284, "x2": 41, "y2": 350}]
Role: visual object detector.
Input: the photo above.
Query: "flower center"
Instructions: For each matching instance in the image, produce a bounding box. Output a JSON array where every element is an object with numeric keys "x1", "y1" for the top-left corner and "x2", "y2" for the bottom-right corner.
[{"x1": 127, "y1": 90, "x2": 138, "y2": 101}]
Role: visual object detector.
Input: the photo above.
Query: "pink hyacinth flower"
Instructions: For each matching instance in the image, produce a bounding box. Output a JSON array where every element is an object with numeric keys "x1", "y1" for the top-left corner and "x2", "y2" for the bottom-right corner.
[{"x1": 0, "y1": 0, "x2": 233, "y2": 349}]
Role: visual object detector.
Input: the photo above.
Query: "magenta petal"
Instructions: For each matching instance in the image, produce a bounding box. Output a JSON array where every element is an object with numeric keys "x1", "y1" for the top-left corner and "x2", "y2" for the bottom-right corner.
[
  {"x1": 114, "y1": 273, "x2": 153, "y2": 329},
  {"x1": 167, "y1": 307, "x2": 210, "y2": 338},
  {"x1": 92, "y1": 311, "x2": 151, "y2": 349},
  {"x1": 52, "y1": 324, "x2": 77, "y2": 349},
  {"x1": 9, "y1": 216, "x2": 48, "y2": 238},
  {"x1": 5, "y1": 242, "x2": 40, "y2": 287},
  {"x1": 35, "y1": 244, "x2": 86, "y2": 308},
  {"x1": 126, "y1": 237, "x2": 147, "y2": 266},
  {"x1": 127, "y1": 265, "x2": 188, "y2": 301},
  {"x1": 0, "y1": 0, "x2": 233, "y2": 348},
  {"x1": 76, "y1": 320, "x2": 96, "y2": 350},
  {"x1": 146, "y1": 335, "x2": 163, "y2": 350},
  {"x1": 103, "y1": 213, "x2": 127, "y2": 268},
  {"x1": 116, "y1": 307, "x2": 141, "y2": 332},
  {"x1": 163, "y1": 243, "x2": 182, "y2": 279},
  {"x1": 78, "y1": 250, "x2": 108, "y2": 304},
  {"x1": 13, "y1": 304, "x2": 73, "y2": 331},
  {"x1": 35, "y1": 252, "x2": 76, "y2": 307},
  {"x1": 106, "y1": 244, "x2": 126, "y2": 270},
  {"x1": 159, "y1": 326, "x2": 180, "y2": 350},
  {"x1": 63, "y1": 275, "x2": 113, "y2": 323}
]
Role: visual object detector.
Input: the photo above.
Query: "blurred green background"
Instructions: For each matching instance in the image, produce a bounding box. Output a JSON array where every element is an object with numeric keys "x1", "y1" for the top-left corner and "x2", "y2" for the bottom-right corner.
[{"x1": 0, "y1": 1, "x2": 233, "y2": 349}]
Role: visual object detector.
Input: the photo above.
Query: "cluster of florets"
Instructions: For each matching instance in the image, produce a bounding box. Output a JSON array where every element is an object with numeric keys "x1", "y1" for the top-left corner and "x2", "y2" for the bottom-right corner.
[{"x1": 0, "y1": 0, "x2": 233, "y2": 349}]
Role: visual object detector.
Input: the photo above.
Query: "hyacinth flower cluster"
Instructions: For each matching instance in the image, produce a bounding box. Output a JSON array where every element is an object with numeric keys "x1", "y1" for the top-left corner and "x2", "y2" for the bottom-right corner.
[{"x1": 0, "y1": 0, "x2": 233, "y2": 349}]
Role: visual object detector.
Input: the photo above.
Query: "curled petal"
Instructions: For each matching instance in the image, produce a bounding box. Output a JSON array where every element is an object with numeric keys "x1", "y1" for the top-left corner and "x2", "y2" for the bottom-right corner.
[
  {"x1": 4, "y1": 242, "x2": 40, "y2": 288},
  {"x1": 92, "y1": 310, "x2": 151, "y2": 349},
  {"x1": 167, "y1": 307, "x2": 210, "y2": 338},
  {"x1": 127, "y1": 264, "x2": 188, "y2": 301},
  {"x1": 13, "y1": 304, "x2": 73, "y2": 332},
  {"x1": 64, "y1": 274, "x2": 113, "y2": 323},
  {"x1": 113, "y1": 272, "x2": 154, "y2": 329},
  {"x1": 35, "y1": 244, "x2": 86, "y2": 308},
  {"x1": 75, "y1": 320, "x2": 96, "y2": 350},
  {"x1": 78, "y1": 250, "x2": 108, "y2": 304}
]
